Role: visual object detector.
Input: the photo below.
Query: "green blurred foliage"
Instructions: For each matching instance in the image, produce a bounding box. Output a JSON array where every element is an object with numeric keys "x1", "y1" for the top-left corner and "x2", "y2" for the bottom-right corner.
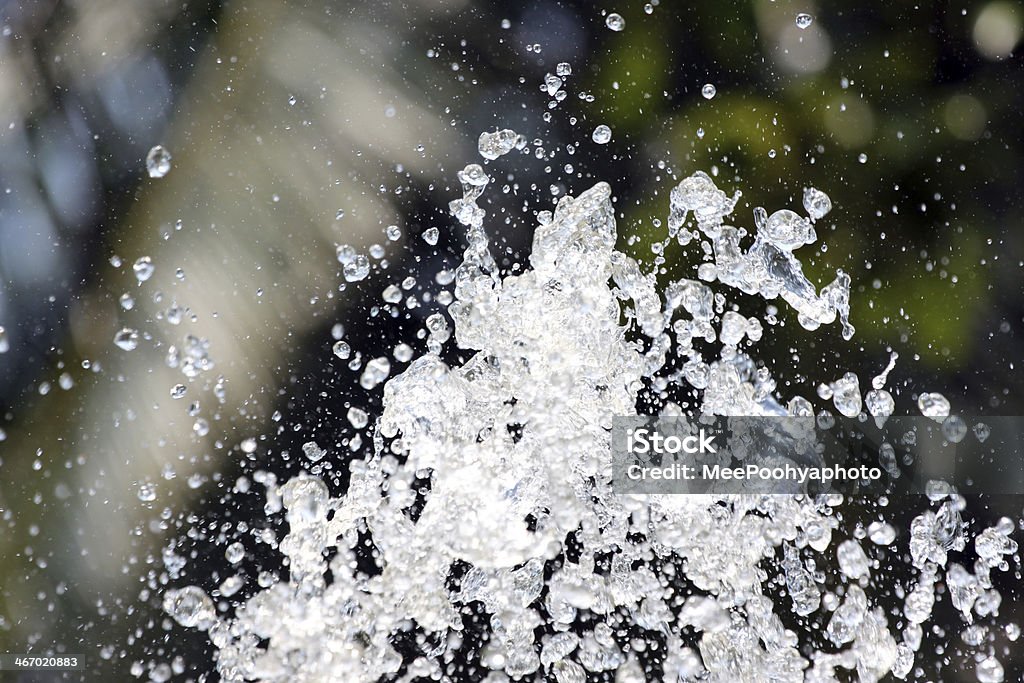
[{"x1": 588, "y1": 1, "x2": 1022, "y2": 406}]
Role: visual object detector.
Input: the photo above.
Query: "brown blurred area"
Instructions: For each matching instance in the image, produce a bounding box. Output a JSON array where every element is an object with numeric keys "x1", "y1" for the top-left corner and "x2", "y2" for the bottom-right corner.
[{"x1": 0, "y1": 0, "x2": 469, "y2": 672}]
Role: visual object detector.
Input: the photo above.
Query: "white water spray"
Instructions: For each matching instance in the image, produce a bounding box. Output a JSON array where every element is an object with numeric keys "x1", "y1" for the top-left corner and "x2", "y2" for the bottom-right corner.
[{"x1": 161, "y1": 140, "x2": 1016, "y2": 682}]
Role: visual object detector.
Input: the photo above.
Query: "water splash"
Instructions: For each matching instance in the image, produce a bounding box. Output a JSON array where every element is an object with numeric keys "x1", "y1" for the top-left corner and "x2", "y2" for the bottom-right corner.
[{"x1": 161, "y1": 152, "x2": 1013, "y2": 681}]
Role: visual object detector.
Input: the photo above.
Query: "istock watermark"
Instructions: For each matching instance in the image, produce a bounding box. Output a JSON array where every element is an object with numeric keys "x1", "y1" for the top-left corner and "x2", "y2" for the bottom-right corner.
[
  {"x1": 626, "y1": 427, "x2": 718, "y2": 455},
  {"x1": 610, "y1": 415, "x2": 1024, "y2": 495}
]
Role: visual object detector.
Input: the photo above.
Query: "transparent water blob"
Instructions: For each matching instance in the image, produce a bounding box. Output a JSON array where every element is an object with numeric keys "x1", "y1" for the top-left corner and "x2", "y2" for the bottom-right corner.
[
  {"x1": 113, "y1": 328, "x2": 139, "y2": 351},
  {"x1": 605, "y1": 12, "x2": 625, "y2": 31},
  {"x1": 162, "y1": 586, "x2": 215, "y2": 629},
  {"x1": 802, "y1": 187, "x2": 832, "y2": 221},
  {"x1": 917, "y1": 392, "x2": 951, "y2": 421},
  {"x1": 477, "y1": 129, "x2": 520, "y2": 160},
  {"x1": 133, "y1": 256, "x2": 155, "y2": 282},
  {"x1": 146, "y1": 145, "x2": 172, "y2": 178},
  {"x1": 592, "y1": 124, "x2": 612, "y2": 144},
  {"x1": 342, "y1": 255, "x2": 370, "y2": 282},
  {"x1": 332, "y1": 340, "x2": 351, "y2": 359}
]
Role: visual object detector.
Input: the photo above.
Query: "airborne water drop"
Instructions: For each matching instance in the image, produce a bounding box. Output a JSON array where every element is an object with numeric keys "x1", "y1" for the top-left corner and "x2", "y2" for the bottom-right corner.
[
  {"x1": 146, "y1": 145, "x2": 172, "y2": 178},
  {"x1": 592, "y1": 124, "x2": 612, "y2": 144}
]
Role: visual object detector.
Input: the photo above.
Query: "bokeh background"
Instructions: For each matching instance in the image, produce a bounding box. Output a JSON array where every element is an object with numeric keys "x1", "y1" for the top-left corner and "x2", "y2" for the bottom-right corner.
[{"x1": 0, "y1": 0, "x2": 1023, "y2": 680}]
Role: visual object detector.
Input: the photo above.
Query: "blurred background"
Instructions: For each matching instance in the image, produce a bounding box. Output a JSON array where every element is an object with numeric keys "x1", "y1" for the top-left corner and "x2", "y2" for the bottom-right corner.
[{"x1": 0, "y1": 0, "x2": 1022, "y2": 679}]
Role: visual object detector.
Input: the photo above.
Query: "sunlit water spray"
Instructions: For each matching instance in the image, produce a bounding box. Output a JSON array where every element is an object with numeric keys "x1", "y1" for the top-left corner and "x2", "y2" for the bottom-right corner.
[{"x1": 159, "y1": 128, "x2": 1016, "y2": 681}]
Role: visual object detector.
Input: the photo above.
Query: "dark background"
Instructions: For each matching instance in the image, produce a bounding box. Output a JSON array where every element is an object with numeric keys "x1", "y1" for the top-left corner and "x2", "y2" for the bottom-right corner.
[{"x1": 0, "y1": 0, "x2": 1022, "y2": 679}]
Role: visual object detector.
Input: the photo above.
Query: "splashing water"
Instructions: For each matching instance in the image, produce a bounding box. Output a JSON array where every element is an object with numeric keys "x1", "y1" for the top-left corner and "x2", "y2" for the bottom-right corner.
[{"x1": 161, "y1": 140, "x2": 1016, "y2": 681}]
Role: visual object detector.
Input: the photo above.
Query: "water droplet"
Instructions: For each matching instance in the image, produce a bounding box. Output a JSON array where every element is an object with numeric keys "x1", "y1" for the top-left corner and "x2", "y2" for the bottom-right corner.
[
  {"x1": 917, "y1": 392, "x2": 951, "y2": 421},
  {"x1": 762, "y1": 209, "x2": 816, "y2": 251},
  {"x1": 423, "y1": 227, "x2": 440, "y2": 245},
  {"x1": 302, "y1": 441, "x2": 326, "y2": 462},
  {"x1": 477, "y1": 129, "x2": 520, "y2": 160},
  {"x1": 394, "y1": 342, "x2": 413, "y2": 362},
  {"x1": 782, "y1": 544, "x2": 821, "y2": 615},
  {"x1": 163, "y1": 586, "x2": 215, "y2": 629},
  {"x1": 287, "y1": 94, "x2": 297, "y2": 106},
  {"x1": 556, "y1": 62, "x2": 572, "y2": 77},
  {"x1": 170, "y1": 383, "x2": 187, "y2": 400},
  {"x1": 146, "y1": 145, "x2": 172, "y2": 178},
  {"x1": 343, "y1": 254, "x2": 370, "y2": 282},
  {"x1": 802, "y1": 187, "x2": 832, "y2": 221},
  {"x1": 133, "y1": 256, "x2": 155, "y2": 283},
  {"x1": 795, "y1": 13, "x2": 814, "y2": 29},
  {"x1": 543, "y1": 73, "x2": 563, "y2": 96},
  {"x1": 459, "y1": 164, "x2": 489, "y2": 187},
  {"x1": 868, "y1": 521, "x2": 897, "y2": 545},
  {"x1": 219, "y1": 575, "x2": 244, "y2": 598},
  {"x1": 336, "y1": 244, "x2": 356, "y2": 265},
  {"x1": 942, "y1": 414, "x2": 968, "y2": 443},
  {"x1": 138, "y1": 483, "x2": 157, "y2": 502},
  {"x1": 592, "y1": 125, "x2": 612, "y2": 144},
  {"x1": 701, "y1": 83, "x2": 717, "y2": 100},
  {"x1": 865, "y1": 389, "x2": 894, "y2": 418},
  {"x1": 332, "y1": 340, "x2": 351, "y2": 360},
  {"x1": 385, "y1": 224, "x2": 402, "y2": 241},
  {"x1": 280, "y1": 475, "x2": 329, "y2": 524},
  {"x1": 347, "y1": 406, "x2": 369, "y2": 429},
  {"x1": 225, "y1": 542, "x2": 245, "y2": 564},
  {"x1": 973, "y1": 421, "x2": 991, "y2": 442},
  {"x1": 828, "y1": 372, "x2": 862, "y2": 418},
  {"x1": 837, "y1": 539, "x2": 870, "y2": 579},
  {"x1": 114, "y1": 328, "x2": 139, "y2": 351},
  {"x1": 0, "y1": 327, "x2": 8, "y2": 354},
  {"x1": 359, "y1": 356, "x2": 391, "y2": 390},
  {"x1": 977, "y1": 655, "x2": 1005, "y2": 683},
  {"x1": 605, "y1": 12, "x2": 625, "y2": 31}
]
